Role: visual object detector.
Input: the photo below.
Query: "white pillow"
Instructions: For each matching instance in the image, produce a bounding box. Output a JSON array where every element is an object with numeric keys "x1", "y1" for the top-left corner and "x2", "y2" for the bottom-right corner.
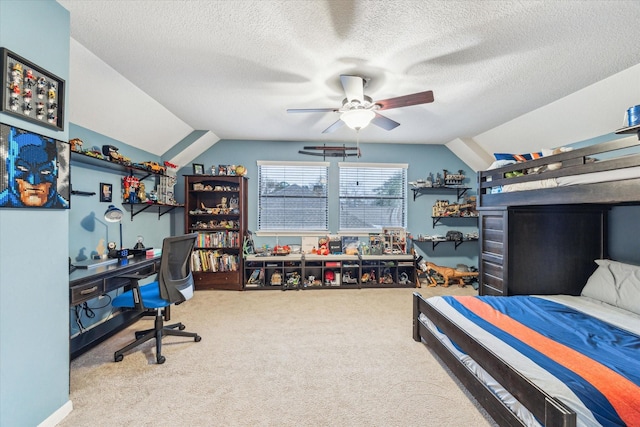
[
  {"x1": 487, "y1": 159, "x2": 516, "y2": 170},
  {"x1": 540, "y1": 147, "x2": 573, "y2": 171},
  {"x1": 581, "y1": 259, "x2": 640, "y2": 315}
]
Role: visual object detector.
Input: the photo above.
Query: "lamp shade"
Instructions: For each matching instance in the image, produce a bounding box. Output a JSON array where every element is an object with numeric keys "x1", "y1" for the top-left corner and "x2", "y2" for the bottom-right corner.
[
  {"x1": 104, "y1": 205, "x2": 124, "y2": 222},
  {"x1": 341, "y1": 109, "x2": 375, "y2": 130}
]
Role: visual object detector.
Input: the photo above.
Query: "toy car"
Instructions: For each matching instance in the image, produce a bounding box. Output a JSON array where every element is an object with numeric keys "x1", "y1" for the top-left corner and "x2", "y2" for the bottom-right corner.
[{"x1": 143, "y1": 161, "x2": 166, "y2": 174}]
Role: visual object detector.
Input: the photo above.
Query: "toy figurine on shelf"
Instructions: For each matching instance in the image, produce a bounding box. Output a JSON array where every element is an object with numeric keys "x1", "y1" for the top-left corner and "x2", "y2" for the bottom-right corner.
[
  {"x1": 324, "y1": 269, "x2": 336, "y2": 285},
  {"x1": 9, "y1": 97, "x2": 20, "y2": 111},
  {"x1": 10, "y1": 82, "x2": 21, "y2": 98},
  {"x1": 270, "y1": 270, "x2": 282, "y2": 286},
  {"x1": 23, "y1": 89, "x2": 32, "y2": 103},
  {"x1": 24, "y1": 69, "x2": 35, "y2": 88},
  {"x1": 123, "y1": 175, "x2": 140, "y2": 203},
  {"x1": 137, "y1": 182, "x2": 147, "y2": 203},
  {"x1": 48, "y1": 81, "x2": 57, "y2": 101},
  {"x1": 37, "y1": 77, "x2": 47, "y2": 99},
  {"x1": 317, "y1": 237, "x2": 330, "y2": 255},
  {"x1": 69, "y1": 138, "x2": 83, "y2": 152},
  {"x1": 36, "y1": 102, "x2": 45, "y2": 120},
  {"x1": 11, "y1": 63, "x2": 22, "y2": 85},
  {"x1": 283, "y1": 272, "x2": 300, "y2": 290},
  {"x1": 422, "y1": 262, "x2": 479, "y2": 288}
]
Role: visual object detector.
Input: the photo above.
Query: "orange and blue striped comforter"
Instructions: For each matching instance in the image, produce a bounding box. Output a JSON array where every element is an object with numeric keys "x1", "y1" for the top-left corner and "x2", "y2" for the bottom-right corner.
[{"x1": 433, "y1": 295, "x2": 640, "y2": 427}]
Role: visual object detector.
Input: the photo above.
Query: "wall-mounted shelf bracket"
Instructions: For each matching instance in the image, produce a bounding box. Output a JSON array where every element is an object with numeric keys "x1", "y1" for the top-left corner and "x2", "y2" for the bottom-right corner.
[
  {"x1": 411, "y1": 186, "x2": 470, "y2": 201},
  {"x1": 71, "y1": 189, "x2": 96, "y2": 196},
  {"x1": 412, "y1": 238, "x2": 477, "y2": 250},
  {"x1": 158, "y1": 205, "x2": 180, "y2": 218},
  {"x1": 432, "y1": 215, "x2": 479, "y2": 227},
  {"x1": 125, "y1": 203, "x2": 183, "y2": 220}
]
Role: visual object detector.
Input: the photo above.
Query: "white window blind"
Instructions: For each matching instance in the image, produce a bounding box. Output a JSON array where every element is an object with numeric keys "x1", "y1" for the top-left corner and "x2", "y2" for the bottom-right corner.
[
  {"x1": 258, "y1": 161, "x2": 329, "y2": 231},
  {"x1": 339, "y1": 163, "x2": 408, "y2": 231}
]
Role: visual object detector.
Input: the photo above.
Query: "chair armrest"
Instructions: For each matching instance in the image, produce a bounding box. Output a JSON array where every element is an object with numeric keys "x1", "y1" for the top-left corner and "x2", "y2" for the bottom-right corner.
[
  {"x1": 117, "y1": 272, "x2": 156, "y2": 280},
  {"x1": 113, "y1": 277, "x2": 148, "y2": 311},
  {"x1": 116, "y1": 272, "x2": 157, "y2": 311}
]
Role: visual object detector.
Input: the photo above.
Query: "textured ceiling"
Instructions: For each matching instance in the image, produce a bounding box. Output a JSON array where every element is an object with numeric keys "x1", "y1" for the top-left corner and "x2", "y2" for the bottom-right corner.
[{"x1": 58, "y1": 0, "x2": 640, "y2": 155}]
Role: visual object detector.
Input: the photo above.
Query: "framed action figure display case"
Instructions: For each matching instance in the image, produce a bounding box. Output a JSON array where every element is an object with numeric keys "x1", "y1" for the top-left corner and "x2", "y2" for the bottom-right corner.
[{"x1": 1, "y1": 47, "x2": 65, "y2": 131}]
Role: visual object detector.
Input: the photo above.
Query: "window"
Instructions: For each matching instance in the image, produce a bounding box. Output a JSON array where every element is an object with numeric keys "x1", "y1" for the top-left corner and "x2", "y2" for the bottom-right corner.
[
  {"x1": 257, "y1": 161, "x2": 329, "y2": 232},
  {"x1": 339, "y1": 162, "x2": 408, "y2": 231}
]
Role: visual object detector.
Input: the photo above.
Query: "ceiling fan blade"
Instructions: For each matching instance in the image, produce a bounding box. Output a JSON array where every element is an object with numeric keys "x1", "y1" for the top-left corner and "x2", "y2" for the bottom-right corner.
[
  {"x1": 287, "y1": 108, "x2": 338, "y2": 113},
  {"x1": 322, "y1": 119, "x2": 345, "y2": 133},
  {"x1": 340, "y1": 75, "x2": 364, "y2": 103},
  {"x1": 371, "y1": 113, "x2": 400, "y2": 131},
  {"x1": 375, "y1": 90, "x2": 434, "y2": 111},
  {"x1": 303, "y1": 146, "x2": 359, "y2": 151}
]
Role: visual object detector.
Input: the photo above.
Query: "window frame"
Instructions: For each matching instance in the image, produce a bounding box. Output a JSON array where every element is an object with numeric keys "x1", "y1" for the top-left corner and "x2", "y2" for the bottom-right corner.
[
  {"x1": 338, "y1": 162, "x2": 408, "y2": 233},
  {"x1": 256, "y1": 160, "x2": 329, "y2": 234}
]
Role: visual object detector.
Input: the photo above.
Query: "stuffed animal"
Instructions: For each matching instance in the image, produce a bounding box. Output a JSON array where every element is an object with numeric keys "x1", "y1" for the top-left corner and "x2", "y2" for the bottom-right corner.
[{"x1": 317, "y1": 237, "x2": 329, "y2": 255}]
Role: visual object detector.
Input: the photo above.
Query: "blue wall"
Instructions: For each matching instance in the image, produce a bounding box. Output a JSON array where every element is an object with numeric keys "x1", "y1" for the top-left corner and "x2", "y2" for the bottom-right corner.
[
  {"x1": 174, "y1": 139, "x2": 479, "y2": 268},
  {"x1": 68, "y1": 123, "x2": 171, "y2": 259},
  {"x1": 67, "y1": 123, "x2": 173, "y2": 336},
  {"x1": 0, "y1": 1, "x2": 71, "y2": 426},
  {"x1": 1, "y1": 3, "x2": 635, "y2": 426},
  {"x1": 567, "y1": 133, "x2": 640, "y2": 265}
]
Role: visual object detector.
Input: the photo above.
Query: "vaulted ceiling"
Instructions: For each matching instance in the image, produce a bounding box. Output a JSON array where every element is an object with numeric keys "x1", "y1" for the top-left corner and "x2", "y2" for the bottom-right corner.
[{"x1": 58, "y1": 0, "x2": 640, "y2": 165}]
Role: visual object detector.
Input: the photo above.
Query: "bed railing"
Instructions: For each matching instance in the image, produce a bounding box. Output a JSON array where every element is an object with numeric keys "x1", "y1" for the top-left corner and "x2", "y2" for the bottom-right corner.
[{"x1": 477, "y1": 136, "x2": 640, "y2": 208}]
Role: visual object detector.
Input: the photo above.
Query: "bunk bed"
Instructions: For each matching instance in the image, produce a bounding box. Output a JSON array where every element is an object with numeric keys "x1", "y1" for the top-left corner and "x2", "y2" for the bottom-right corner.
[
  {"x1": 477, "y1": 127, "x2": 640, "y2": 208},
  {"x1": 413, "y1": 127, "x2": 640, "y2": 427}
]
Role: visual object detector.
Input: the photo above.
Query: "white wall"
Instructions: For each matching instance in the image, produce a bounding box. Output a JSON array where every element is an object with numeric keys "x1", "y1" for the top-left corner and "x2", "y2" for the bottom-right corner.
[
  {"x1": 477, "y1": 64, "x2": 640, "y2": 156},
  {"x1": 450, "y1": 63, "x2": 640, "y2": 171}
]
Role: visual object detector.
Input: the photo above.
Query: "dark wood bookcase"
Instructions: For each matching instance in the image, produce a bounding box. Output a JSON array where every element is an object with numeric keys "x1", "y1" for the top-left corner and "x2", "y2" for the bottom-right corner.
[{"x1": 184, "y1": 175, "x2": 248, "y2": 290}]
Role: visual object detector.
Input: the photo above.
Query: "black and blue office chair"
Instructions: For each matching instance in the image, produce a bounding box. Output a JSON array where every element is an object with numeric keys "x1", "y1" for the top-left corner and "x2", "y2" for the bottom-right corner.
[{"x1": 111, "y1": 233, "x2": 201, "y2": 364}]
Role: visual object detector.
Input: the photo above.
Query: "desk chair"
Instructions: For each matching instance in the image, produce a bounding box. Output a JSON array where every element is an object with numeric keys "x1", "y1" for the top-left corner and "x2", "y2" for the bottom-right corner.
[{"x1": 111, "y1": 233, "x2": 201, "y2": 364}]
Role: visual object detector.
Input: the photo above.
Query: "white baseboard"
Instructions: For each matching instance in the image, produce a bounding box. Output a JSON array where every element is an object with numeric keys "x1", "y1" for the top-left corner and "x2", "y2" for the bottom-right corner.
[{"x1": 38, "y1": 400, "x2": 73, "y2": 427}]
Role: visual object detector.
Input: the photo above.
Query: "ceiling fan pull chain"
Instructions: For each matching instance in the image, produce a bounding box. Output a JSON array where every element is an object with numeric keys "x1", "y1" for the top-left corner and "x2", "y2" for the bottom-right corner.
[{"x1": 356, "y1": 130, "x2": 360, "y2": 186}]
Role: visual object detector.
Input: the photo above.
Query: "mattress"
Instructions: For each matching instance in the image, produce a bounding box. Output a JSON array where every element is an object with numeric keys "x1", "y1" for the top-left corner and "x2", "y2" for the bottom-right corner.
[
  {"x1": 492, "y1": 165, "x2": 640, "y2": 193},
  {"x1": 419, "y1": 294, "x2": 640, "y2": 427}
]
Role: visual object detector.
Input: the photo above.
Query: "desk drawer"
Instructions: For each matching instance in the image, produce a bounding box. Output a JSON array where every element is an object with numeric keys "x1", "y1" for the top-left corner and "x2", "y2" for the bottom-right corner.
[
  {"x1": 71, "y1": 281, "x2": 105, "y2": 305},
  {"x1": 105, "y1": 276, "x2": 133, "y2": 292}
]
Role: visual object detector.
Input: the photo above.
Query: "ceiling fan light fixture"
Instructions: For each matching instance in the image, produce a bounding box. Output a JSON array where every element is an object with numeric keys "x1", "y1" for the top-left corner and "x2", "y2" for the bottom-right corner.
[{"x1": 341, "y1": 109, "x2": 375, "y2": 130}]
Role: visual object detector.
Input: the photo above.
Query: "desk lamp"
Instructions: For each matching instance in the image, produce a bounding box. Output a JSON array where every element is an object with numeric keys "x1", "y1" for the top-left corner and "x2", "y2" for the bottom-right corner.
[{"x1": 104, "y1": 205, "x2": 128, "y2": 258}]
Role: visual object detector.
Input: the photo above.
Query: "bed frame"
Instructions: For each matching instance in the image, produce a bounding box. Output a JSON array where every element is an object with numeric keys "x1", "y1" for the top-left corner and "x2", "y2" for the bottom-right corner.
[
  {"x1": 413, "y1": 292, "x2": 576, "y2": 427},
  {"x1": 477, "y1": 130, "x2": 640, "y2": 208},
  {"x1": 414, "y1": 129, "x2": 640, "y2": 426}
]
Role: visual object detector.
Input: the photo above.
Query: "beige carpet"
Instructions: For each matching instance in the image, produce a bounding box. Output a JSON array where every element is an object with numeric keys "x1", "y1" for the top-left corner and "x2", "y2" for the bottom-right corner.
[{"x1": 59, "y1": 286, "x2": 497, "y2": 427}]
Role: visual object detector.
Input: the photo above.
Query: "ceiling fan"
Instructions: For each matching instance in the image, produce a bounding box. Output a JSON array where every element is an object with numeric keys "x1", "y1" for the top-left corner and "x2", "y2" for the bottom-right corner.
[{"x1": 287, "y1": 75, "x2": 434, "y2": 133}]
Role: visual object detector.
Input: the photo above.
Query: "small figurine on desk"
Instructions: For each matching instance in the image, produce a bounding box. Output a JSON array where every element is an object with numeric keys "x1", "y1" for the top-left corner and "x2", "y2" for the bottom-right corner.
[
  {"x1": 96, "y1": 238, "x2": 106, "y2": 259},
  {"x1": 133, "y1": 235, "x2": 145, "y2": 250}
]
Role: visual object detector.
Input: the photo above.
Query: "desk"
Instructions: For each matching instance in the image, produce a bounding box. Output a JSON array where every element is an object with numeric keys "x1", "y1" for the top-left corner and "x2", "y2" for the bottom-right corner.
[{"x1": 69, "y1": 255, "x2": 161, "y2": 359}]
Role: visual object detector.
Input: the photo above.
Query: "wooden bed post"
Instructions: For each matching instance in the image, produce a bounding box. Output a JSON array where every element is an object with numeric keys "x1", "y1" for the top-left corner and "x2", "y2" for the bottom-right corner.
[{"x1": 412, "y1": 292, "x2": 421, "y2": 342}]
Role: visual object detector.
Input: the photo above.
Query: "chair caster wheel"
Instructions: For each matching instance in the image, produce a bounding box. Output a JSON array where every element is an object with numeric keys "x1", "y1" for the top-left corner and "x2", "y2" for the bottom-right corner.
[
  {"x1": 195, "y1": 335, "x2": 202, "y2": 342},
  {"x1": 114, "y1": 354, "x2": 124, "y2": 362},
  {"x1": 157, "y1": 355, "x2": 166, "y2": 364},
  {"x1": 179, "y1": 324, "x2": 186, "y2": 330}
]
